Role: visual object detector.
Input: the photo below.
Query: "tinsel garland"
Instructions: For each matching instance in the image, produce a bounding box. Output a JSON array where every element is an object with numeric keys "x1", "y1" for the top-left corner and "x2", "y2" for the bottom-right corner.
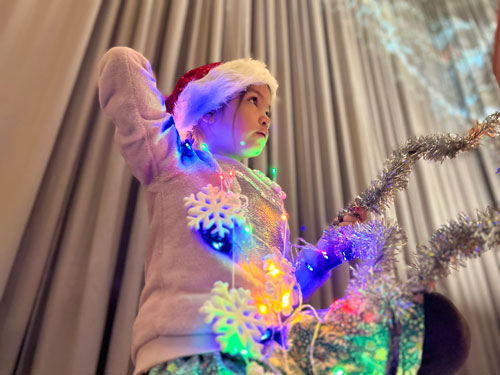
[
  {"x1": 334, "y1": 111, "x2": 500, "y2": 222},
  {"x1": 404, "y1": 206, "x2": 500, "y2": 293},
  {"x1": 323, "y1": 206, "x2": 500, "y2": 322},
  {"x1": 322, "y1": 220, "x2": 413, "y2": 326}
]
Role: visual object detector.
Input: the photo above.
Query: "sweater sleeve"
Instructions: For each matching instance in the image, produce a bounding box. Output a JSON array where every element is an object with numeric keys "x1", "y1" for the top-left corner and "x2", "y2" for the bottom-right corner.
[
  {"x1": 295, "y1": 234, "x2": 343, "y2": 301},
  {"x1": 98, "y1": 46, "x2": 181, "y2": 185}
]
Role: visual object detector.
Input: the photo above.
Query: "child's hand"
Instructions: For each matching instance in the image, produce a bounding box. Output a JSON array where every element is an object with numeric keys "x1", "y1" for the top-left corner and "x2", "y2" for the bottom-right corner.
[{"x1": 333, "y1": 207, "x2": 369, "y2": 227}]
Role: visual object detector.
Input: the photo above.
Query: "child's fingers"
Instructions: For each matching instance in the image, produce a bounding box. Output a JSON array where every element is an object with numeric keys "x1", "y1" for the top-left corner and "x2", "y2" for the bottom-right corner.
[
  {"x1": 332, "y1": 207, "x2": 369, "y2": 226},
  {"x1": 341, "y1": 214, "x2": 359, "y2": 224},
  {"x1": 352, "y1": 207, "x2": 369, "y2": 222}
]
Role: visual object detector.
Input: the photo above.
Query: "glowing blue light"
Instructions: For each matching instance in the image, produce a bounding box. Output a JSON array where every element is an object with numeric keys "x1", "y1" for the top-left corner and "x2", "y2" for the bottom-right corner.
[
  {"x1": 306, "y1": 263, "x2": 314, "y2": 272},
  {"x1": 160, "y1": 115, "x2": 174, "y2": 134},
  {"x1": 260, "y1": 329, "x2": 272, "y2": 342}
]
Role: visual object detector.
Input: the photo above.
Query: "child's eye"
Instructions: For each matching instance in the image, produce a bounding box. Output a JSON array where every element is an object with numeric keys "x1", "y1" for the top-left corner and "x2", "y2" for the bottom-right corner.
[{"x1": 249, "y1": 96, "x2": 258, "y2": 105}]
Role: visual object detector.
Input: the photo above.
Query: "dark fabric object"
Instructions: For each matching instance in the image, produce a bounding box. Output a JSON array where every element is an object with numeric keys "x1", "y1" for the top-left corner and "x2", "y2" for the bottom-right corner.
[{"x1": 418, "y1": 292, "x2": 471, "y2": 375}]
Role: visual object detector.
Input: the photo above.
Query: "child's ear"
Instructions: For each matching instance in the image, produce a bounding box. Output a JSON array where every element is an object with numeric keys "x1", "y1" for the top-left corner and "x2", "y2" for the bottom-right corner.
[{"x1": 201, "y1": 112, "x2": 215, "y2": 125}]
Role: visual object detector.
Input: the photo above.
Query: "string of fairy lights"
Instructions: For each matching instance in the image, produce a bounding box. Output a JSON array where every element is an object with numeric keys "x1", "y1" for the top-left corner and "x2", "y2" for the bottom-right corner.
[{"x1": 189, "y1": 111, "x2": 500, "y2": 374}]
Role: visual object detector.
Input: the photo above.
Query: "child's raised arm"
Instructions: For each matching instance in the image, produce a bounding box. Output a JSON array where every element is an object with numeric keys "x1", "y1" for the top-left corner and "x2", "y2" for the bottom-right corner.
[{"x1": 98, "y1": 47, "x2": 181, "y2": 185}]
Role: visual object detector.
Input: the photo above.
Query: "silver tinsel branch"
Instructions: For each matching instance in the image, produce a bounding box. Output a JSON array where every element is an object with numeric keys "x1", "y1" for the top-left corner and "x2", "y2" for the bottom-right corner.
[
  {"x1": 323, "y1": 220, "x2": 417, "y2": 326},
  {"x1": 322, "y1": 219, "x2": 406, "y2": 273},
  {"x1": 404, "y1": 206, "x2": 500, "y2": 293},
  {"x1": 324, "y1": 206, "x2": 500, "y2": 325},
  {"x1": 335, "y1": 111, "x2": 500, "y2": 222}
]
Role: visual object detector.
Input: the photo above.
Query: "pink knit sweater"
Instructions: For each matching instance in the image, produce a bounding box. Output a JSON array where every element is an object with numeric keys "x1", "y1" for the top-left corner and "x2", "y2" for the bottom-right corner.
[{"x1": 98, "y1": 47, "x2": 289, "y2": 374}]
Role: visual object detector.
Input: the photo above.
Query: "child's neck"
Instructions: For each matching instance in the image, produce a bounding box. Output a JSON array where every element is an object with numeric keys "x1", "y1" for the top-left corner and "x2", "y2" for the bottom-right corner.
[{"x1": 192, "y1": 139, "x2": 243, "y2": 163}]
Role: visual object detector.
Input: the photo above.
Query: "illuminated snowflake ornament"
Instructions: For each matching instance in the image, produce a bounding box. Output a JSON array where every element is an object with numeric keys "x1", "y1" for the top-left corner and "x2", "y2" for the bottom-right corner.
[
  {"x1": 184, "y1": 184, "x2": 248, "y2": 254},
  {"x1": 200, "y1": 281, "x2": 267, "y2": 359}
]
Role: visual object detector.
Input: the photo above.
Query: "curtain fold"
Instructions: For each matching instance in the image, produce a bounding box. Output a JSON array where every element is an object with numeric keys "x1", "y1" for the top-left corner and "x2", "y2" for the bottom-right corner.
[{"x1": 1, "y1": 0, "x2": 499, "y2": 374}]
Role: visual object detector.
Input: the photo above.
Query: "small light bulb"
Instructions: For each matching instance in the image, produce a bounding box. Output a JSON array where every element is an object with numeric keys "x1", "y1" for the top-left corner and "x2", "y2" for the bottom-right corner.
[
  {"x1": 240, "y1": 141, "x2": 246, "y2": 146},
  {"x1": 268, "y1": 264, "x2": 280, "y2": 277},
  {"x1": 259, "y1": 305, "x2": 268, "y2": 314},
  {"x1": 219, "y1": 174, "x2": 224, "y2": 180},
  {"x1": 271, "y1": 167, "x2": 277, "y2": 181},
  {"x1": 281, "y1": 214, "x2": 287, "y2": 221},
  {"x1": 281, "y1": 292, "x2": 290, "y2": 308}
]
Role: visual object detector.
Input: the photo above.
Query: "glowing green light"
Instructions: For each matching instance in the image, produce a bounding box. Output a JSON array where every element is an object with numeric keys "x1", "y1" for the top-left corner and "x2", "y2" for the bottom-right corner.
[
  {"x1": 244, "y1": 226, "x2": 251, "y2": 233},
  {"x1": 271, "y1": 167, "x2": 277, "y2": 180},
  {"x1": 332, "y1": 366, "x2": 345, "y2": 375},
  {"x1": 240, "y1": 140, "x2": 246, "y2": 146},
  {"x1": 374, "y1": 347, "x2": 387, "y2": 361},
  {"x1": 201, "y1": 143, "x2": 208, "y2": 150}
]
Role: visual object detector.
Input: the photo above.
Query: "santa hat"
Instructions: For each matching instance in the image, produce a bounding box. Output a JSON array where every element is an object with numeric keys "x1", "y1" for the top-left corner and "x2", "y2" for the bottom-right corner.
[{"x1": 163, "y1": 58, "x2": 278, "y2": 141}]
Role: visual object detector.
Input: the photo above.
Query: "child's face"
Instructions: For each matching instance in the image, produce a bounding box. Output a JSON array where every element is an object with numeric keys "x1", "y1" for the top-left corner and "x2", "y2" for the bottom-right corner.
[{"x1": 201, "y1": 84, "x2": 272, "y2": 160}]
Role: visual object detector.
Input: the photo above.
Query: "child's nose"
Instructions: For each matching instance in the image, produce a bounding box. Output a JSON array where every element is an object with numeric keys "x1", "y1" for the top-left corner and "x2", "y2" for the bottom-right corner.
[{"x1": 261, "y1": 115, "x2": 270, "y2": 128}]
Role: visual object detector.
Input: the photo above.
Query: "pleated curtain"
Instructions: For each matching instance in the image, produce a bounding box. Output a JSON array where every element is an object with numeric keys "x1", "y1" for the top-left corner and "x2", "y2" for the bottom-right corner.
[{"x1": 1, "y1": 0, "x2": 499, "y2": 374}]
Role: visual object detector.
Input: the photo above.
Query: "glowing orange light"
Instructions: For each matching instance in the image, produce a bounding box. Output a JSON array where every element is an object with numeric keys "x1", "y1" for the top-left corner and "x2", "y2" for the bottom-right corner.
[
  {"x1": 281, "y1": 214, "x2": 288, "y2": 221},
  {"x1": 268, "y1": 264, "x2": 280, "y2": 277},
  {"x1": 259, "y1": 304, "x2": 268, "y2": 314},
  {"x1": 281, "y1": 292, "x2": 290, "y2": 308}
]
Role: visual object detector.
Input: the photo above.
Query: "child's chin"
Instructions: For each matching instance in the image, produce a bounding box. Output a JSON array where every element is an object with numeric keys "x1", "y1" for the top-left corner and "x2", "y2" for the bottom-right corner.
[{"x1": 243, "y1": 146, "x2": 265, "y2": 159}]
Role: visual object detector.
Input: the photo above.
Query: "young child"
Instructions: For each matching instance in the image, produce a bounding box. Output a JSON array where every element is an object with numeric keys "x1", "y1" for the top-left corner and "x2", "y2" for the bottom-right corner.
[{"x1": 98, "y1": 47, "x2": 469, "y2": 375}]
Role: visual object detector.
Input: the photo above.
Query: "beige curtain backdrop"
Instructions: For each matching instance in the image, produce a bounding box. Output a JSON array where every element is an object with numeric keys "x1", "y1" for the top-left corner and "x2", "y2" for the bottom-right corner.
[{"x1": 1, "y1": 0, "x2": 499, "y2": 374}]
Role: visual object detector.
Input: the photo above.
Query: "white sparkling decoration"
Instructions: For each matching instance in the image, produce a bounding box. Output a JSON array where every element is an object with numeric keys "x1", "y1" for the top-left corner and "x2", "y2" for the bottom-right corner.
[
  {"x1": 184, "y1": 184, "x2": 248, "y2": 237},
  {"x1": 252, "y1": 169, "x2": 286, "y2": 200},
  {"x1": 200, "y1": 281, "x2": 267, "y2": 359}
]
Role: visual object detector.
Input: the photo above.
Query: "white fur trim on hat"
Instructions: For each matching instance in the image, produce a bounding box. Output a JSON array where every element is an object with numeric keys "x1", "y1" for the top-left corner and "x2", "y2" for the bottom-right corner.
[{"x1": 173, "y1": 58, "x2": 278, "y2": 140}]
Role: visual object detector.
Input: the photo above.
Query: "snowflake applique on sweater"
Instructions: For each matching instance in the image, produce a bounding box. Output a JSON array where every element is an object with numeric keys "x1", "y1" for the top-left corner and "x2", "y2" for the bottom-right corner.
[
  {"x1": 200, "y1": 281, "x2": 267, "y2": 359},
  {"x1": 184, "y1": 184, "x2": 248, "y2": 253}
]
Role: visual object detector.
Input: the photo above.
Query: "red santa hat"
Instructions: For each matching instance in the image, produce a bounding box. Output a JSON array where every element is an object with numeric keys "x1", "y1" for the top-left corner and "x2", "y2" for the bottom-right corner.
[{"x1": 163, "y1": 58, "x2": 279, "y2": 141}]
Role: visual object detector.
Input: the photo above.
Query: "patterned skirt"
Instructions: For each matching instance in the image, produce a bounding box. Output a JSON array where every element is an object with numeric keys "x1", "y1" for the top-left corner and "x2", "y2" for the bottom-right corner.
[{"x1": 143, "y1": 352, "x2": 248, "y2": 375}]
